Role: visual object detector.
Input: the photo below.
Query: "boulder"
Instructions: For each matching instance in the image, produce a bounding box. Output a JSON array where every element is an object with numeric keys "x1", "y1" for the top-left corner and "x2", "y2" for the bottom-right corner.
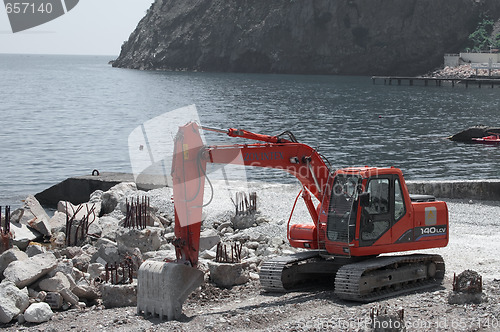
[
  {"x1": 57, "y1": 201, "x2": 101, "y2": 224},
  {"x1": 91, "y1": 241, "x2": 121, "y2": 266},
  {"x1": 10, "y1": 223, "x2": 41, "y2": 251},
  {"x1": 48, "y1": 259, "x2": 76, "y2": 283},
  {"x1": 39, "y1": 272, "x2": 71, "y2": 292},
  {"x1": 0, "y1": 280, "x2": 29, "y2": 323},
  {"x1": 115, "y1": 227, "x2": 162, "y2": 253},
  {"x1": 3, "y1": 252, "x2": 58, "y2": 288},
  {"x1": 60, "y1": 288, "x2": 79, "y2": 306},
  {"x1": 72, "y1": 253, "x2": 91, "y2": 272},
  {"x1": 22, "y1": 195, "x2": 52, "y2": 237},
  {"x1": 48, "y1": 212, "x2": 67, "y2": 234},
  {"x1": 72, "y1": 281, "x2": 101, "y2": 301},
  {"x1": 208, "y1": 262, "x2": 249, "y2": 288},
  {"x1": 24, "y1": 302, "x2": 53, "y2": 323},
  {"x1": 199, "y1": 229, "x2": 220, "y2": 252},
  {"x1": 98, "y1": 216, "x2": 121, "y2": 241},
  {"x1": 0, "y1": 247, "x2": 28, "y2": 276},
  {"x1": 100, "y1": 282, "x2": 137, "y2": 308},
  {"x1": 87, "y1": 262, "x2": 105, "y2": 280},
  {"x1": 101, "y1": 182, "x2": 138, "y2": 214},
  {"x1": 25, "y1": 243, "x2": 47, "y2": 257}
]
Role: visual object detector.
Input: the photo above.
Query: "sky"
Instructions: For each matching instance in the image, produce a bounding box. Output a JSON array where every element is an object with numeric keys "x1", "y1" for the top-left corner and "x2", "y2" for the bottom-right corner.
[{"x1": 0, "y1": 0, "x2": 154, "y2": 56}]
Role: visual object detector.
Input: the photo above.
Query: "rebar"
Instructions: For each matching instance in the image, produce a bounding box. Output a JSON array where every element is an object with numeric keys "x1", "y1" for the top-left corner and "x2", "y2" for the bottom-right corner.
[
  {"x1": 124, "y1": 196, "x2": 150, "y2": 229},
  {"x1": 216, "y1": 242, "x2": 242, "y2": 263},
  {"x1": 235, "y1": 192, "x2": 257, "y2": 216},
  {"x1": 105, "y1": 257, "x2": 134, "y2": 284},
  {"x1": 0, "y1": 206, "x2": 12, "y2": 252},
  {"x1": 65, "y1": 202, "x2": 97, "y2": 246}
]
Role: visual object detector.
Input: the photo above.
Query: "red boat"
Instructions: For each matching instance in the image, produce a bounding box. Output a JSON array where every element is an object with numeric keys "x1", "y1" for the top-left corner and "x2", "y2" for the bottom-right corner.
[{"x1": 471, "y1": 133, "x2": 500, "y2": 144}]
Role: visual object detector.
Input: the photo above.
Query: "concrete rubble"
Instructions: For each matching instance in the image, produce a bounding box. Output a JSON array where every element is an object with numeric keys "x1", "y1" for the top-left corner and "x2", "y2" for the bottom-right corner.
[
  {"x1": 3, "y1": 180, "x2": 496, "y2": 328},
  {"x1": 0, "y1": 181, "x2": 294, "y2": 325}
]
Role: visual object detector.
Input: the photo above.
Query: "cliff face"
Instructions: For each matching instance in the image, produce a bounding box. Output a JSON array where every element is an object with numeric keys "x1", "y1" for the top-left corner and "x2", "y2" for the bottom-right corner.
[{"x1": 113, "y1": 0, "x2": 500, "y2": 76}]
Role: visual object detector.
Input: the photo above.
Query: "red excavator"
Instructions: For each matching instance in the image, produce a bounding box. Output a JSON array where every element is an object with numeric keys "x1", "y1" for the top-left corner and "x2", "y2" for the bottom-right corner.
[{"x1": 137, "y1": 121, "x2": 448, "y2": 320}]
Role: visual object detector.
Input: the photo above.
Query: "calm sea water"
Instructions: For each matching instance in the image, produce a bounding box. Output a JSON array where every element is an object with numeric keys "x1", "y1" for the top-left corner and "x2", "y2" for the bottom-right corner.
[{"x1": 1, "y1": 54, "x2": 499, "y2": 208}]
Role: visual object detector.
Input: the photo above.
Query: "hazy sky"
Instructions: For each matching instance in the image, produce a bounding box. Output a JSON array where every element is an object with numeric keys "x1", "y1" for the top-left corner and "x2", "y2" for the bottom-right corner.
[{"x1": 0, "y1": 0, "x2": 154, "y2": 56}]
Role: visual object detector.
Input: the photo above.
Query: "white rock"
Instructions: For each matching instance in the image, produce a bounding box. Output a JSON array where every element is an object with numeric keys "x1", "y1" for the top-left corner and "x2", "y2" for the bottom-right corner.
[
  {"x1": 24, "y1": 302, "x2": 53, "y2": 323},
  {"x1": 10, "y1": 222, "x2": 41, "y2": 251},
  {"x1": 0, "y1": 280, "x2": 29, "y2": 323},
  {"x1": 3, "y1": 252, "x2": 58, "y2": 288},
  {"x1": 22, "y1": 195, "x2": 52, "y2": 237},
  {"x1": 39, "y1": 272, "x2": 71, "y2": 292},
  {"x1": 0, "y1": 247, "x2": 28, "y2": 276}
]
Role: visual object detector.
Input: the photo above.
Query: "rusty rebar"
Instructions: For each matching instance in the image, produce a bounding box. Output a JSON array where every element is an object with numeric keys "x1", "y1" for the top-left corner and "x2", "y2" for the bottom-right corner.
[
  {"x1": 216, "y1": 242, "x2": 242, "y2": 263},
  {"x1": 124, "y1": 196, "x2": 150, "y2": 229},
  {"x1": 235, "y1": 192, "x2": 257, "y2": 216}
]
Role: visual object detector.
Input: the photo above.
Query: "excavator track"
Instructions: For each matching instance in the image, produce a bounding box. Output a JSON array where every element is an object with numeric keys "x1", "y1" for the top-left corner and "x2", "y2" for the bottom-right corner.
[
  {"x1": 259, "y1": 251, "x2": 324, "y2": 292},
  {"x1": 334, "y1": 254, "x2": 445, "y2": 302}
]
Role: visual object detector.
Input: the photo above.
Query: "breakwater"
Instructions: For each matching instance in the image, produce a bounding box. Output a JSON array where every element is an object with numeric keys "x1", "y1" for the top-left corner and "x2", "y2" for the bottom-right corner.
[{"x1": 34, "y1": 173, "x2": 500, "y2": 207}]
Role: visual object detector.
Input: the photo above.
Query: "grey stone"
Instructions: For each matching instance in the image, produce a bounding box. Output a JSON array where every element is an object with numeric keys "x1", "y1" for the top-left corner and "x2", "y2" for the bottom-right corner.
[
  {"x1": 48, "y1": 259, "x2": 76, "y2": 283},
  {"x1": 24, "y1": 302, "x2": 53, "y2": 323},
  {"x1": 44, "y1": 292, "x2": 63, "y2": 309},
  {"x1": 48, "y1": 212, "x2": 67, "y2": 234},
  {"x1": 0, "y1": 247, "x2": 28, "y2": 276},
  {"x1": 39, "y1": 272, "x2": 71, "y2": 292},
  {"x1": 0, "y1": 280, "x2": 29, "y2": 323},
  {"x1": 10, "y1": 222, "x2": 41, "y2": 251},
  {"x1": 91, "y1": 242, "x2": 121, "y2": 266},
  {"x1": 22, "y1": 195, "x2": 52, "y2": 237},
  {"x1": 72, "y1": 253, "x2": 91, "y2": 272},
  {"x1": 72, "y1": 282, "x2": 101, "y2": 301},
  {"x1": 98, "y1": 216, "x2": 121, "y2": 241},
  {"x1": 115, "y1": 227, "x2": 162, "y2": 253},
  {"x1": 199, "y1": 229, "x2": 220, "y2": 252},
  {"x1": 87, "y1": 263, "x2": 105, "y2": 280},
  {"x1": 25, "y1": 243, "x2": 47, "y2": 257},
  {"x1": 61, "y1": 246, "x2": 83, "y2": 259},
  {"x1": 208, "y1": 262, "x2": 249, "y2": 288},
  {"x1": 3, "y1": 253, "x2": 58, "y2": 288},
  {"x1": 60, "y1": 288, "x2": 79, "y2": 306},
  {"x1": 100, "y1": 282, "x2": 137, "y2": 308},
  {"x1": 101, "y1": 182, "x2": 138, "y2": 214}
]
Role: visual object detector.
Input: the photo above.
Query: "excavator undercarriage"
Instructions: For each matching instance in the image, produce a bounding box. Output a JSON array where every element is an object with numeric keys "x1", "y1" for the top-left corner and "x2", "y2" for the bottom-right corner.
[{"x1": 259, "y1": 252, "x2": 445, "y2": 302}]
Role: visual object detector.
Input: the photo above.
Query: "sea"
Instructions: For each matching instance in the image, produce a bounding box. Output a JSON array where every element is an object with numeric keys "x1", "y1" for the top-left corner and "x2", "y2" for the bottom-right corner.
[{"x1": 1, "y1": 54, "x2": 499, "y2": 209}]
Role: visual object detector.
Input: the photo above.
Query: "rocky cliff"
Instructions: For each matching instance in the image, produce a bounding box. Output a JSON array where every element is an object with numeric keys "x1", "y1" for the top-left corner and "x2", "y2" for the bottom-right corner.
[{"x1": 112, "y1": 0, "x2": 500, "y2": 76}]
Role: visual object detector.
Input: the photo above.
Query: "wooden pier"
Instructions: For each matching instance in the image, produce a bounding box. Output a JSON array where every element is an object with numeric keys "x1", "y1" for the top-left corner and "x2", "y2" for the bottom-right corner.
[{"x1": 372, "y1": 76, "x2": 500, "y2": 88}]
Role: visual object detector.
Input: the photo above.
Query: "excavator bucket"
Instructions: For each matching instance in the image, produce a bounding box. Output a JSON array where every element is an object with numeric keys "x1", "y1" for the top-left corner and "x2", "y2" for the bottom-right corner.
[{"x1": 137, "y1": 260, "x2": 204, "y2": 320}]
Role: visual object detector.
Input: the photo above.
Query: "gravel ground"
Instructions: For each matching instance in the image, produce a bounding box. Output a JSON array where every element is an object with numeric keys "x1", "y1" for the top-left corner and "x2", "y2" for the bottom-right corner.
[{"x1": 1, "y1": 193, "x2": 499, "y2": 332}]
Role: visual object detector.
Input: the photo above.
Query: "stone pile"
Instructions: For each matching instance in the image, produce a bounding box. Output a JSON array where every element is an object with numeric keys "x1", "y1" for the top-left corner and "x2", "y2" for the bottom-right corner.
[
  {"x1": 0, "y1": 181, "x2": 297, "y2": 325},
  {"x1": 425, "y1": 64, "x2": 500, "y2": 79}
]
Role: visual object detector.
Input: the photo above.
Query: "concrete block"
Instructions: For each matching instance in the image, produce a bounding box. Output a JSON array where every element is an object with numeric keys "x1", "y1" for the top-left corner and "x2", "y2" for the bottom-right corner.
[
  {"x1": 0, "y1": 247, "x2": 28, "y2": 276},
  {"x1": 39, "y1": 272, "x2": 71, "y2": 292},
  {"x1": 10, "y1": 223, "x2": 41, "y2": 251},
  {"x1": 3, "y1": 253, "x2": 57, "y2": 288},
  {"x1": 101, "y1": 282, "x2": 137, "y2": 308},
  {"x1": 0, "y1": 280, "x2": 29, "y2": 323},
  {"x1": 116, "y1": 227, "x2": 162, "y2": 253},
  {"x1": 208, "y1": 262, "x2": 249, "y2": 288}
]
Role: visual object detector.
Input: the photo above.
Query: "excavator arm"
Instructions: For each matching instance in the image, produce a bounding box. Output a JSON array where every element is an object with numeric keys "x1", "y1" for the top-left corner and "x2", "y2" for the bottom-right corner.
[{"x1": 171, "y1": 121, "x2": 332, "y2": 267}]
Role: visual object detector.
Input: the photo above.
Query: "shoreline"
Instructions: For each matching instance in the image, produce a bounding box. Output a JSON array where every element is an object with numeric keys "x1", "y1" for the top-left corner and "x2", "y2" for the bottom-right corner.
[{"x1": 32, "y1": 173, "x2": 500, "y2": 208}]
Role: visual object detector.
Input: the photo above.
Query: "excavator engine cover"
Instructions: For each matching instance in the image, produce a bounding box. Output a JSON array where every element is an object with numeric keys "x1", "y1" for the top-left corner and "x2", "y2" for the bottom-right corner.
[
  {"x1": 137, "y1": 260, "x2": 204, "y2": 320},
  {"x1": 289, "y1": 224, "x2": 319, "y2": 249}
]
